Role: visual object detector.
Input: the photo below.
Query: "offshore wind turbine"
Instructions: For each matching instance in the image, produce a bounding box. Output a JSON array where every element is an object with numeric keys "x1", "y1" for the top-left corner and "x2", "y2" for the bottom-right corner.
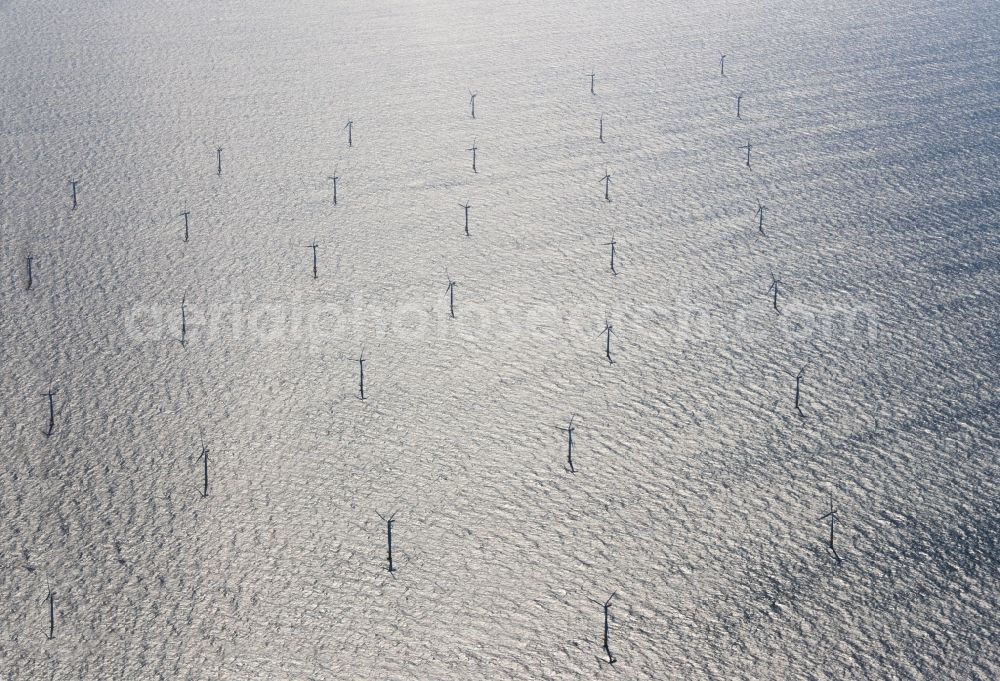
[
  {"x1": 460, "y1": 200, "x2": 471, "y2": 236},
  {"x1": 377, "y1": 511, "x2": 398, "y2": 573},
  {"x1": 328, "y1": 170, "x2": 339, "y2": 206},
  {"x1": 43, "y1": 389, "x2": 56, "y2": 438},
  {"x1": 43, "y1": 582, "x2": 56, "y2": 639},
  {"x1": 445, "y1": 274, "x2": 457, "y2": 319},
  {"x1": 180, "y1": 296, "x2": 188, "y2": 347},
  {"x1": 600, "y1": 170, "x2": 612, "y2": 202},
  {"x1": 794, "y1": 367, "x2": 806, "y2": 418},
  {"x1": 356, "y1": 349, "x2": 367, "y2": 400},
  {"x1": 599, "y1": 319, "x2": 618, "y2": 364},
  {"x1": 767, "y1": 271, "x2": 782, "y2": 312},
  {"x1": 819, "y1": 493, "x2": 841, "y2": 560},
  {"x1": 603, "y1": 234, "x2": 618, "y2": 274},
  {"x1": 467, "y1": 139, "x2": 478, "y2": 173},
  {"x1": 557, "y1": 415, "x2": 577, "y2": 473},
  {"x1": 589, "y1": 593, "x2": 618, "y2": 664},
  {"x1": 197, "y1": 434, "x2": 209, "y2": 497},
  {"x1": 307, "y1": 241, "x2": 319, "y2": 279}
]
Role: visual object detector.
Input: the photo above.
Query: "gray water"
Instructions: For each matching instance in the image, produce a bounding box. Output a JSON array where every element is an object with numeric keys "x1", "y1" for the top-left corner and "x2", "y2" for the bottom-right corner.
[{"x1": 1, "y1": 0, "x2": 998, "y2": 678}]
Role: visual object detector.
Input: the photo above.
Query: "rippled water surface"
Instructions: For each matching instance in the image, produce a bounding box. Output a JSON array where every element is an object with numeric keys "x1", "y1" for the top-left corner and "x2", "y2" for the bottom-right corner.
[{"x1": 1, "y1": 0, "x2": 998, "y2": 678}]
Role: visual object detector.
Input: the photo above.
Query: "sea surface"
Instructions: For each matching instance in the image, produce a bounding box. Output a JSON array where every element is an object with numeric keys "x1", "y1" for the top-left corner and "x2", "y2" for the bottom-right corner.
[{"x1": 1, "y1": 0, "x2": 997, "y2": 678}]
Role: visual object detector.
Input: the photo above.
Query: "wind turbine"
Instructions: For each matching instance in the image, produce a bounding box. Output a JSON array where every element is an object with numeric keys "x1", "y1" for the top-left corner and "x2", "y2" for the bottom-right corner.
[
  {"x1": 328, "y1": 170, "x2": 339, "y2": 206},
  {"x1": 600, "y1": 170, "x2": 612, "y2": 202},
  {"x1": 43, "y1": 581, "x2": 55, "y2": 639},
  {"x1": 197, "y1": 435, "x2": 209, "y2": 498},
  {"x1": 599, "y1": 319, "x2": 618, "y2": 364},
  {"x1": 557, "y1": 415, "x2": 577, "y2": 473},
  {"x1": 307, "y1": 241, "x2": 319, "y2": 279},
  {"x1": 794, "y1": 367, "x2": 806, "y2": 418},
  {"x1": 819, "y1": 493, "x2": 840, "y2": 560},
  {"x1": 180, "y1": 296, "x2": 188, "y2": 347},
  {"x1": 467, "y1": 139, "x2": 478, "y2": 173},
  {"x1": 445, "y1": 274, "x2": 456, "y2": 318},
  {"x1": 767, "y1": 271, "x2": 782, "y2": 312},
  {"x1": 376, "y1": 511, "x2": 398, "y2": 573},
  {"x1": 603, "y1": 234, "x2": 618, "y2": 274},
  {"x1": 460, "y1": 200, "x2": 471, "y2": 236},
  {"x1": 356, "y1": 349, "x2": 367, "y2": 400},
  {"x1": 43, "y1": 389, "x2": 56, "y2": 438},
  {"x1": 589, "y1": 592, "x2": 618, "y2": 664}
]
